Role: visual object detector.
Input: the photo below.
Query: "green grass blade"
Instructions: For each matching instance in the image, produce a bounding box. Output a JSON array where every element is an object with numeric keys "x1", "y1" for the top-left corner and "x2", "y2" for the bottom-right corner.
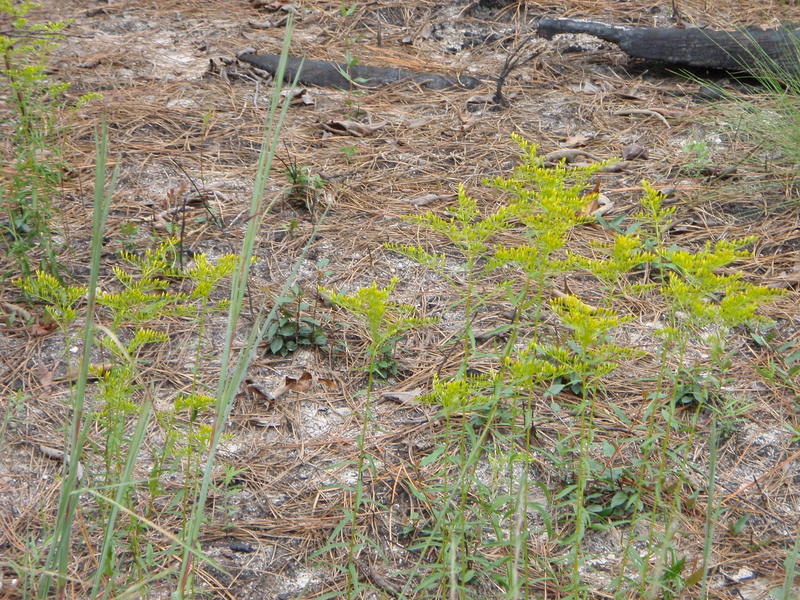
[
  {"x1": 90, "y1": 395, "x2": 153, "y2": 600},
  {"x1": 39, "y1": 121, "x2": 118, "y2": 599},
  {"x1": 175, "y1": 15, "x2": 314, "y2": 596}
]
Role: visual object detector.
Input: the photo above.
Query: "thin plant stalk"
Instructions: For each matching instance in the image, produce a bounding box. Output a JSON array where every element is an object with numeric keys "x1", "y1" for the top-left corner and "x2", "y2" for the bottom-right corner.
[
  {"x1": 176, "y1": 17, "x2": 321, "y2": 594},
  {"x1": 780, "y1": 528, "x2": 800, "y2": 600},
  {"x1": 699, "y1": 420, "x2": 720, "y2": 598},
  {"x1": 90, "y1": 392, "x2": 153, "y2": 600},
  {"x1": 38, "y1": 122, "x2": 118, "y2": 598}
]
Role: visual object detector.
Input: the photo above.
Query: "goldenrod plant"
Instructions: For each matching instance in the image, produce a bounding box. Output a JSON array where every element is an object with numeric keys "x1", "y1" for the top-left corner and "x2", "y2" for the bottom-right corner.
[
  {"x1": 23, "y1": 233, "x2": 240, "y2": 596},
  {"x1": 316, "y1": 279, "x2": 431, "y2": 598},
  {"x1": 0, "y1": 1, "x2": 98, "y2": 277},
  {"x1": 13, "y1": 16, "x2": 313, "y2": 599},
  {"x1": 376, "y1": 136, "x2": 783, "y2": 598}
]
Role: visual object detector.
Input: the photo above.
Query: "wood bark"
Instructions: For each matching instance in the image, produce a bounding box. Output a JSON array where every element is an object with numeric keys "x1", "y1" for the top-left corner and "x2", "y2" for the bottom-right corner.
[{"x1": 537, "y1": 19, "x2": 800, "y2": 73}]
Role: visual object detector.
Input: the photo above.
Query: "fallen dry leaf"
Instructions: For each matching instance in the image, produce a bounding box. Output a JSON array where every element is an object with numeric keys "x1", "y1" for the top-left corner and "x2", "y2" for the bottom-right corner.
[
  {"x1": 596, "y1": 161, "x2": 630, "y2": 172},
  {"x1": 269, "y1": 370, "x2": 313, "y2": 400},
  {"x1": 281, "y1": 87, "x2": 314, "y2": 106},
  {"x1": 466, "y1": 94, "x2": 494, "y2": 105},
  {"x1": 562, "y1": 133, "x2": 591, "y2": 148},
  {"x1": 317, "y1": 377, "x2": 337, "y2": 389},
  {"x1": 39, "y1": 364, "x2": 56, "y2": 392},
  {"x1": 1, "y1": 301, "x2": 33, "y2": 323},
  {"x1": 321, "y1": 120, "x2": 386, "y2": 137},
  {"x1": 622, "y1": 143, "x2": 648, "y2": 161},
  {"x1": 38, "y1": 445, "x2": 85, "y2": 481},
  {"x1": 286, "y1": 371, "x2": 313, "y2": 392},
  {"x1": 248, "y1": 416, "x2": 285, "y2": 428},
  {"x1": 405, "y1": 193, "x2": 454, "y2": 206},
  {"x1": 568, "y1": 80, "x2": 602, "y2": 95},
  {"x1": 250, "y1": 0, "x2": 286, "y2": 9},
  {"x1": 592, "y1": 194, "x2": 613, "y2": 217},
  {"x1": 544, "y1": 148, "x2": 603, "y2": 165},
  {"x1": 380, "y1": 388, "x2": 424, "y2": 405},
  {"x1": 615, "y1": 89, "x2": 647, "y2": 101},
  {"x1": 244, "y1": 378, "x2": 272, "y2": 404},
  {"x1": 581, "y1": 195, "x2": 601, "y2": 217},
  {"x1": 772, "y1": 261, "x2": 800, "y2": 289}
]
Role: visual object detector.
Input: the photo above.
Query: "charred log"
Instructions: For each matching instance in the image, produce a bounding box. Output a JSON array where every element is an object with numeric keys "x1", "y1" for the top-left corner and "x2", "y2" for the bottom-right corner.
[
  {"x1": 236, "y1": 52, "x2": 482, "y2": 90},
  {"x1": 537, "y1": 18, "x2": 800, "y2": 73}
]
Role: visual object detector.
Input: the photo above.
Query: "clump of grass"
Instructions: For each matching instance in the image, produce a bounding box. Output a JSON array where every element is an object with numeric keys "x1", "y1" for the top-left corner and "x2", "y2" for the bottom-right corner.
[
  {"x1": 687, "y1": 28, "x2": 800, "y2": 187},
  {"x1": 730, "y1": 29, "x2": 800, "y2": 170}
]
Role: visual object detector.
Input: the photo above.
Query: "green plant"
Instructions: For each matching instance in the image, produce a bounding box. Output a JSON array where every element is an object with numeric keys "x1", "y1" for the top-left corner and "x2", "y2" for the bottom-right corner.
[
  {"x1": 119, "y1": 220, "x2": 139, "y2": 252},
  {"x1": 265, "y1": 284, "x2": 328, "y2": 356},
  {"x1": 315, "y1": 279, "x2": 430, "y2": 597},
  {"x1": 724, "y1": 29, "x2": 800, "y2": 174},
  {"x1": 173, "y1": 17, "x2": 317, "y2": 598},
  {"x1": 22, "y1": 236, "x2": 239, "y2": 595},
  {"x1": 680, "y1": 138, "x2": 713, "y2": 176},
  {"x1": 0, "y1": 2, "x2": 73, "y2": 277},
  {"x1": 585, "y1": 183, "x2": 785, "y2": 598},
  {"x1": 381, "y1": 135, "x2": 784, "y2": 599},
  {"x1": 340, "y1": 144, "x2": 357, "y2": 160},
  {"x1": 335, "y1": 5, "x2": 368, "y2": 111},
  {"x1": 339, "y1": 1, "x2": 357, "y2": 17},
  {"x1": 278, "y1": 154, "x2": 327, "y2": 211},
  {"x1": 37, "y1": 121, "x2": 117, "y2": 599},
  {"x1": 18, "y1": 17, "x2": 316, "y2": 600},
  {"x1": 382, "y1": 138, "x2": 628, "y2": 598},
  {"x1": 0, "y1": 390, "x2": 27, "y2": 441},
  {"x1": 753, "y1": 331, "x2": 800, "y2": 394},
  {"x1": 323, "y1": 278, "x2": 429, "y2": 379}
]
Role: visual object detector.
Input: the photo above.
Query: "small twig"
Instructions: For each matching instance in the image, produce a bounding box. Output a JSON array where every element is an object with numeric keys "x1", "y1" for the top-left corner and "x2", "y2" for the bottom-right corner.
[
  {"x1": 0, "y1": 30, "x2": 92, "y2": 40},
  {"x1": 613, "y1": 108, "x2": 671, "y2": 128},
  {"x1": 493, "y1": 34, "x2": 542, "y2": 107}
]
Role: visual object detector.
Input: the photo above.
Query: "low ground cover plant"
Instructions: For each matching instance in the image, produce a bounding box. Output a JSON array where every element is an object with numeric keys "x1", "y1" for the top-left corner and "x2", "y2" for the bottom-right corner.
[{"x1": 15, "y1": 130, "x2": 787, "y2": 598}]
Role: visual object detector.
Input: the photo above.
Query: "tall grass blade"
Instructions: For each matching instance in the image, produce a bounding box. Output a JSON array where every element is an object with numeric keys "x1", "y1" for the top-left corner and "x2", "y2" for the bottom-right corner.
[
  {"x1": 175, "y1": 15, "x2": 323, "y2": 596},
  {"x1": 39, "y1": 121, "x2": 118, "y2": 598},
  {"x1": 90, "y1": 394, "x2": 153, "y2": 600}
]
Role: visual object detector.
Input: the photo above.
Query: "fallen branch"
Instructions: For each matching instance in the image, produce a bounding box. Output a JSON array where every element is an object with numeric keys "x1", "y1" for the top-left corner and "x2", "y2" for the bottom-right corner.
[
  {"x1": 237, "y1": 51, "x2": 482, "y2": 90},
  {"x1": 537, "y1": 19, "x2": 800, "y2": 74}
]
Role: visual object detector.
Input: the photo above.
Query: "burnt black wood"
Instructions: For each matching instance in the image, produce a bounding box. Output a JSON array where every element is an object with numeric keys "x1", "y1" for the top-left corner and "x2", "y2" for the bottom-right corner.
[
  {"x1": 537, "y1": 18, "x2": 800, "y2": 73},
  {"x1": 237, "y1": 52, "x2": 482, "y2": 90}
]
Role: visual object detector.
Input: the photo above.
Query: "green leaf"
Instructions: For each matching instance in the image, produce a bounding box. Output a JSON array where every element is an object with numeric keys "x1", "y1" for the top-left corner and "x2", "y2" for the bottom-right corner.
[
  {"x1": 610, "y1": 490, "x2": 629, "y2": 509},
  {"x1": 602, "y1": 440, "x2": 615, "y2": 458},
  {"x1": 786, "y1": 349, "x2": 800, "y2": 365},
  {"x1": 545, "y1": 382, "x2": 566, "y2": 397},
  {"x1": 270, "y1": 337, "x2": 283, "y2": 354},
  {"x1": 728, "y1": 514, "x2": 750, "y2": 536},
  {"x1": 684, "y1": 566, "x2": 704, "y2": 587},
  {"x1": 420, "y1": 444, "x2": 446, "y2": 468}
]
